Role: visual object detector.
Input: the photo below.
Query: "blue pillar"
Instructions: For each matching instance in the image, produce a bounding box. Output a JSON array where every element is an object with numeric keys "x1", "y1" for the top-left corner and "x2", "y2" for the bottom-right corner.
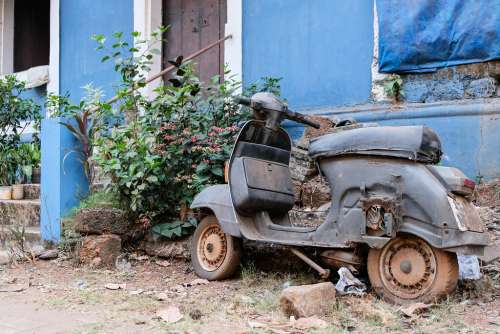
[{"x1": 40, "y1": 117, "x2": 88, "y2": 242}]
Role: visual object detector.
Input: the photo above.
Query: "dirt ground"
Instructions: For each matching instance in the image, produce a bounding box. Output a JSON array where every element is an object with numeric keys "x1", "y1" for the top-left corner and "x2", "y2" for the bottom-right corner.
[{"x1": 0, "y1": 254, "x2": 499, "y2": 334}]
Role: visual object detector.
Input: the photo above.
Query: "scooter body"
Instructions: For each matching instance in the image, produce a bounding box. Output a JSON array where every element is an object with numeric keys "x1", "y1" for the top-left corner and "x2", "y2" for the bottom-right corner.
[
  {"x1": 190, "y1": 92, "x2": 489, "y2": 304},
  {"x1": 192, "y1": 120, "x2": 488, "y2": 255}
]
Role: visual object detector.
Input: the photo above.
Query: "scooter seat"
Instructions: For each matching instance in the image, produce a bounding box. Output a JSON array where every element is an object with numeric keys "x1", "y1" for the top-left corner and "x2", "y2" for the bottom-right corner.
[{"x1": 308, "y1": 125, "x2": 441, "y2": 163}]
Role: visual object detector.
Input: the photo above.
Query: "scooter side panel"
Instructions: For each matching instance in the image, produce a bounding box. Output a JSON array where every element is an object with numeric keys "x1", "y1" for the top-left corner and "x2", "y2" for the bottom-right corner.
[
  {"x1": 190, "y1": 184, "x2": 241, "y2": 237},
  {"x1": 317, "y1": 156, "x2": 488, "y2": 252}
]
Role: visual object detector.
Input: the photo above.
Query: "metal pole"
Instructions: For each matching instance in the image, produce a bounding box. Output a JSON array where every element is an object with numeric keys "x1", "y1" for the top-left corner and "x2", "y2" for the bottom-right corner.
[
  {"x1": 88, "y1": 34, "x2": 233, "y2": 113},
  {"x1": 290, "y1": 247, "x2": 330, "y2": 279}
]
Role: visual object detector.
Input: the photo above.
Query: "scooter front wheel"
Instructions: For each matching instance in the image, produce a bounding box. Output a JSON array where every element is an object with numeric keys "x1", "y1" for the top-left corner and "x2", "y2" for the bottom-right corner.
[
  {"x1": 367, "y1": 235, "x2": 458, "y2": 305},
  {"x1": 190, "y1": 215, "x2": 242, "y2": 280}
]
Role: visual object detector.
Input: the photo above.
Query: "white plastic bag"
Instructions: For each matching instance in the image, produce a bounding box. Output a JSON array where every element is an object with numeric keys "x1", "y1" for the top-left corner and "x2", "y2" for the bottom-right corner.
[
  {"x1": 335, "y1": 267, "x2": 367, "y2": 296},
  {"x1": 458, "y1": 255, "x2": 481, "y2": 280}
]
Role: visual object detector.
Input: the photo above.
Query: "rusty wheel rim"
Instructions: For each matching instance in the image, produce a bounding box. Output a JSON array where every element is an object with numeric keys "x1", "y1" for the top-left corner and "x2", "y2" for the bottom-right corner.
[
  {"x1": 379, "y1": 237, "x2": 437, "y2": 300},
  {"x1": 197, "y1": 223, "x2": 227, "y2": 272}
]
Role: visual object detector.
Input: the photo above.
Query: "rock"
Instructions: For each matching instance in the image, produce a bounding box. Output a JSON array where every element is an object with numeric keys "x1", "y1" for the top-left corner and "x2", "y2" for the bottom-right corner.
[
  {"x1": 402, "y1": 80, "x2": 429, "y2": 103},
  {"x1": 280, "y1": 282, "x2": 336, "y2": 318},
  {"x1": 399, "y1": 302, "x2": 432, "y2": 317},
  {"x1": 425, "y1": 80, "x2": 464, "y2": 102},
  {"x1": 129, "y1": 289, "x2": 144, "y2": 295},
  {"x1": 142, "y1": 233, "x2": 190, "y2": 260},
  {"x1": 78, "y1": 234, "x2": 122, "y2": 268},
  {"x1": 184, "y1": 278, "x2": 209, "y2": 287},
  {"x1": 480, "y1": 245, "x2": 500, "y2": 264},
  {"x1": 0, "y1": 251, "x2": 10, "y2": 265},
  {"x1": 115, "y1": 255, "x2": 132, "y2": 271},
  {"x1": 155, "y1": 292, "x2": 169, "y2": 301},
  {"x1": 23, "y1": 184, "x2": 40, "y2": 200},
  {"x1": 487, "y1": 60, "x2": 500, "y2": 79},
  {"x1": 37, "y1": 249, "x2": 59, "y2": 260},
  {"x1": 290, "y1": 147, "x2": 318, "y2": 182},
  {"x1": 189, "y1": 309, "x2": 202, "y2": 320},
  {"x1": 465, "y1": 77, "x2": 497, "y2": 98},
  {"x1": 299, "y1": 175, "x2": 330, "y2": 208},
  {"x1": 0, "y1": 284, "x2": 26, "y2": 292},
  {"x1": 296, "y1": 115, "x2": 336, "y2": 149},
  {"x1": 104, "y1": 283, "x2": 125, "y2": 290},
  {"x1": 74, "y1": 208, "x2": 128, "y2": 236},
  {"x1": 156, "y1": 306, "x2": 183, "y2": 323},
  {"x1": 155, "y1": 259, "x2": 171, "y2": 267}
]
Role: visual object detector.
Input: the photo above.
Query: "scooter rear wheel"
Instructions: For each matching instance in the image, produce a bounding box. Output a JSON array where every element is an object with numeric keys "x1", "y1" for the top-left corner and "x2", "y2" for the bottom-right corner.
[
  {"x1": 191, "y1": 215, "x2": 242, "y2": 280},
  {"x1": 367, "y1": 235, "x2": 458, "y2": 305}
]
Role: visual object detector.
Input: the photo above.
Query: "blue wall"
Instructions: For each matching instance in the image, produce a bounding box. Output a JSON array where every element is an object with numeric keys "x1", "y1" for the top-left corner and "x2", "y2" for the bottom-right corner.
[
  {"x1": 287, "y1": 101, "x2": 500, "y2": 180},
  {"x1": 41, "y1": 0, "x2": 133, "y2": 241},
  {"x1": 60, "y1": 0, "x2": 134, "y2": 101},
  {"x1": 243, "y1": 0, "x2": 374, "y2": 109}
]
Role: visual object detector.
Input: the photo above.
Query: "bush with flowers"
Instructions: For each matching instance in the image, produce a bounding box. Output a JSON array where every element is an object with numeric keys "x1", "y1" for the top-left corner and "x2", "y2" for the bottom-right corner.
[
  {"x1": 92, "y1": 33, "x2": 246, "y2": 235},
  {"x1": 87, "y1": 29, "x2": 281, "y2": 238}
]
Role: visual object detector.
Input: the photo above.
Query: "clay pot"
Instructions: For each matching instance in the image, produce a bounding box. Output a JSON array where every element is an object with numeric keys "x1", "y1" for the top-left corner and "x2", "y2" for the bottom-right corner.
[
  {"x1": 0, "y1": 186, "x2": 12, "y2": 200},
  {"x1": 11, "y1": 184, "x2": 24, "y2": 200}
]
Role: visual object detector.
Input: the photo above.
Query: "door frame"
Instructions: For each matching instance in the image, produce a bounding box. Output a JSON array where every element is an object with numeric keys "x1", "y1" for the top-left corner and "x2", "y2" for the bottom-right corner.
[{"x1": 133, "y1": 0, "x2": 242, "y2": 91}]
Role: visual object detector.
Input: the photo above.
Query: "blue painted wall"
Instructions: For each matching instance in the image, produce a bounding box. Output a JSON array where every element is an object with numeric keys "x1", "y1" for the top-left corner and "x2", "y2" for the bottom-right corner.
[
  {"x1": 60, "y1": 0, "x2": 134, "y2": 101},
  {"x1": 287, "y1": 101, "x2": 500, "y2": 180},
  {"x1": 41, "y1": 0, "x2": 133, "y2": 241},
  {"x1": 243, "y1": 0, "x2": 374, "y2": 109}
]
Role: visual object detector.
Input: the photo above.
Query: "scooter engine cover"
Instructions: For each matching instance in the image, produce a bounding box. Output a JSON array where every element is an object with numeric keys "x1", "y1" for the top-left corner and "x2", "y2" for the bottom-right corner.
[{"x1": 230, "y1": 157, "x2": 294, "y2": 216}]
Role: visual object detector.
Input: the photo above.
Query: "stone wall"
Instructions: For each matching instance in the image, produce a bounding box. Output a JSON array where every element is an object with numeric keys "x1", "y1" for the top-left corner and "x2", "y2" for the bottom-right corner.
[{"x1": 371, "y1": 4, "x2": 500, "y2": 104}]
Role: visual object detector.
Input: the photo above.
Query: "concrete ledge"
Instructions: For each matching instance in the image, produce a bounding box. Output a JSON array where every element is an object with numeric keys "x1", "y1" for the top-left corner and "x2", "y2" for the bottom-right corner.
[{"x1": 0, "y1": 199, "x2": 40, "y2": 227}]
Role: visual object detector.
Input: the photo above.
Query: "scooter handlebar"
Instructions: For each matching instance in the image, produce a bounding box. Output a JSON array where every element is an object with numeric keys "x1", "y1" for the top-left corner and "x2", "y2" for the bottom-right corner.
[
  {"x1": 284, "y1": 110, "x2": 321, "y2": 129},
  {"x1": 234, "y1": 96, "x2": 251, "y2": 107},
  {"x1": 234, "y1": 96, "x2": 321, "y2": 129}
]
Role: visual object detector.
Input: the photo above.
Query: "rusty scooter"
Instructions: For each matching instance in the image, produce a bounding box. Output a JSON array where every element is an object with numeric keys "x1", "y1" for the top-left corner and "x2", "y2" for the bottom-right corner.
[{"x1": 189, "y1": 92, "x2": 489, "y2": 304}]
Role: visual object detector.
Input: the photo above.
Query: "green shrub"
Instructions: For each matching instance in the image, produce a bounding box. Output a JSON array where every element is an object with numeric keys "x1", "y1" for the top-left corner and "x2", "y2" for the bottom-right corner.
[{"x1": 0, "y1": 75, "x2": 41, "y2": 185}]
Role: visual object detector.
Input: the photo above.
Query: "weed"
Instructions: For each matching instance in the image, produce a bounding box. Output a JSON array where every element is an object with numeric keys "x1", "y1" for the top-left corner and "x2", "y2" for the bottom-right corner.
[{"x1": 383, "y1": 74, "x2": 405, "y2": 101}]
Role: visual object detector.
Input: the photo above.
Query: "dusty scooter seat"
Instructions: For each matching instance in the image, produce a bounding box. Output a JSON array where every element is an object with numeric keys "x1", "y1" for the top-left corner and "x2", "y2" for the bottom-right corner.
[{"x1": 309, "y1": 125, "x2": 442, "y2": 163}]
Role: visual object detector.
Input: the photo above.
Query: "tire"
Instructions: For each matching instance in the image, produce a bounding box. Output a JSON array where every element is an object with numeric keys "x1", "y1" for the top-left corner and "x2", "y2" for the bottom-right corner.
[
  {"x1": 190, "y1": 215, "x2": 242, "y2": 280},
  {"x1": 367, "y1": 234, "x2": 458, "y2": 305}
]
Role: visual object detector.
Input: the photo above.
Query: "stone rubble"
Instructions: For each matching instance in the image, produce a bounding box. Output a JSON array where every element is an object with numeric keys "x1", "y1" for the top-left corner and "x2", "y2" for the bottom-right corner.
[
  {"x1": 78, "y1": 234, "x2": 122, "y2": 268},
  {"x1": 279, "y1": 282, "x2": 336, "y2": 318}
]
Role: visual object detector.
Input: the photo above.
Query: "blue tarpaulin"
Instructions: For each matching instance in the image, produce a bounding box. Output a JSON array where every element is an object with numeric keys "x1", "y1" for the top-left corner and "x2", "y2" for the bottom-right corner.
[{"x1": 377, "y1": 0, "x2": 500, "y2": 73}]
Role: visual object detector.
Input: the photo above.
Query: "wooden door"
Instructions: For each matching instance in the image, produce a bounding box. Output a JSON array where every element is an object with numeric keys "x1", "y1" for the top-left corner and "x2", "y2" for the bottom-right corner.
[{"x1": 163, "y1": 0, "x2": 226, "y2": 83}]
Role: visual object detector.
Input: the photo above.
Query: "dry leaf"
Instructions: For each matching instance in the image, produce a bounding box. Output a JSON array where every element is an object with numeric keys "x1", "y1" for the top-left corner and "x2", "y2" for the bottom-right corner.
[{"x1": 400, "y1": 302, "x2": 432, "y2": 317}]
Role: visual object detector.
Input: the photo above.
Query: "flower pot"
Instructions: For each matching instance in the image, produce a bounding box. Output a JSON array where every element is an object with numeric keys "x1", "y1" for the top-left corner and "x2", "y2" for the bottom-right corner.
[
  {"x1": 0, "y1": 186, "x2": 12, "y2": 200},
  {"x1": 11, "y1": 184, "x2": 24, "y2": 200},
  {"x1": 32, "y1": 167, "x2": 41, "y2": 184}
]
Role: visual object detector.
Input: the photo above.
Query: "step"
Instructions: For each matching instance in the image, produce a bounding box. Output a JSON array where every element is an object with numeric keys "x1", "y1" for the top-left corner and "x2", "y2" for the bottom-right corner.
[
  {"x1": 0, "y1": 225, "x2": 41, "y2": 250},
  {"x1": 23, "y1": 184, "x2": 40, "y2": 200},
  {"x1": 0, "y1": 199, "x2": 40, "y2": 227}
]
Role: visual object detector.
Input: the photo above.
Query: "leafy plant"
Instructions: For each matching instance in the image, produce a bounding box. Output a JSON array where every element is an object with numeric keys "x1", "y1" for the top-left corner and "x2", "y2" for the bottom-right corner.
[
  {"x1": 152, "y1": 216, "x2": 198, "y2": 238},
  {"x1": 0, "y1": 75, "x2": 41, "y2": 185},
  {"x1": 245, "y1": 76, "x2": 283, "y2": 97},
  {"x1": 383, "y1": 74, "x2": 405, "y2": 101}
]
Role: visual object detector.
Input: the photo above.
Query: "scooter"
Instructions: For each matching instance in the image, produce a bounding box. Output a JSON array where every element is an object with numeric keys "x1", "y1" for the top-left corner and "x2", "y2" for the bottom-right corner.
[{"x1": 190, "y1": 92, "x2": 489, "y2": 304}]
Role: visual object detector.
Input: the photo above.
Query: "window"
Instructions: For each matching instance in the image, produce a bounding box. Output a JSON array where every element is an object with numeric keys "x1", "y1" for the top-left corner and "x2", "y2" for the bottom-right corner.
[
  {"x1": 13, "y1": 0, "x2": 50, "y2": 73},
  {"x1": 0, "y1": 0, "x2": 50, "y2": 75}
]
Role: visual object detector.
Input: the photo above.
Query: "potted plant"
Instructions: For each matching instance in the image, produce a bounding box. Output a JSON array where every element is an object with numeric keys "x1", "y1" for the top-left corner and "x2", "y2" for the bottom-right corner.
[
  {"x1": 11, "y1": 169, "x2": 24, "y2": 200},
  {"x1": 0, "y1": 149, "x2": 14, "y2": 200}
]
